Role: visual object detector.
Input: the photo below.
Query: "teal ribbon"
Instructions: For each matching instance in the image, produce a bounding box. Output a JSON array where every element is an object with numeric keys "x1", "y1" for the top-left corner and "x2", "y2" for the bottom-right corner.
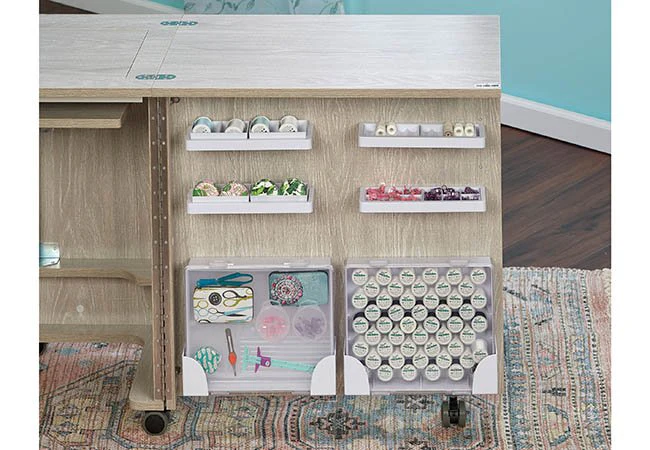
[{"x1": 196, "y1": 272, "x2": 253, "y2": 288}]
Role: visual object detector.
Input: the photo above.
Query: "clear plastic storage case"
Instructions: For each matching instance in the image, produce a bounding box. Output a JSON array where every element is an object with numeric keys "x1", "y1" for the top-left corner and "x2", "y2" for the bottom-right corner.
[
  {"x1": 345, "y1": 257, "x2": 497, "y2": 394},
  {"x1": 183, "y1": 257, "x2": 335, "y2": 395}
]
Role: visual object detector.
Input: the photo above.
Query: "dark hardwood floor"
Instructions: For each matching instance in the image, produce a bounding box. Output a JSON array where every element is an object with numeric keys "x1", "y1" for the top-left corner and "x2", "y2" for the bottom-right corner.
[
  {"x1": 39, "y1": 3, "x2": 611, "y2": 269},
  {"x1": 502, "y1": 126, "x2": 610, "y2": 269}
]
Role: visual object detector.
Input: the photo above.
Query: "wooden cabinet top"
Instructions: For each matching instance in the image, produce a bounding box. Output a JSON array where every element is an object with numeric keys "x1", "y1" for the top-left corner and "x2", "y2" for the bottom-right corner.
[{"x1": 40, "y1": 14, "x2": 501, "y2": 99}]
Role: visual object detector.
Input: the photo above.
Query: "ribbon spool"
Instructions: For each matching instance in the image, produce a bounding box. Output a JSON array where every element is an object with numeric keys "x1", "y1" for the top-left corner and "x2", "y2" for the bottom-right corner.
[
  {"x1": 464, "y1": 123, "x2": 476, "y2": 137},
  {"x1": 192, "y1": 116, "x2": 214, "y2": 133},
  {"x1": 375, "y1": 123, "x2": 387, "y2": 136},
  {"x1": 250, "y1": 115, "x2": 271, "y2": 133},
  {"x1": 386, "y1": 122, "x2": 398, "y2": 136},
  {"x1": 453, "y1": 122, "x2": 464, "y2": 137},
  {"x1": 279, "y1": 115, "x2": 299, "y2": 132},
  {"x1": 225, "y1": 118, "x2": 246, "y2": 133}
]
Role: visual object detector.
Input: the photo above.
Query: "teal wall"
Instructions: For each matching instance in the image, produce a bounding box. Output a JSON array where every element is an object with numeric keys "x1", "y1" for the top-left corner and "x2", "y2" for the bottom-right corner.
[{"x1": 344, "y1": 0, "x2": 611, "y2": 121}]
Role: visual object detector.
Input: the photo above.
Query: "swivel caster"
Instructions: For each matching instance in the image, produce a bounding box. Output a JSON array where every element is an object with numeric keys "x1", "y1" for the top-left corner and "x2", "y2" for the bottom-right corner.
[
  {"x1": 142, "y1": 410, "x2": 170, "y2": 436},
  {"x1": 39, "y1": 343, "x2": 47, "y2": 355},
  {"x1": 441, "y1": 396, "x2": 466, "y2": 428}
]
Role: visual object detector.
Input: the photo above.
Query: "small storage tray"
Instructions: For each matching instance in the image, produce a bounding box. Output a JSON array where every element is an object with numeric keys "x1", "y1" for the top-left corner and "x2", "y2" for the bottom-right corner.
[
  {"x1": 183, "y1": 257, "x2": 335, "y2": 395},
  {"x1": 359, "y1": 186, "x2": 486, "y2": 213},
  {"x1": 186, "y1": 120, "x2": 313, "y2": 151},
  {"x1": 358, "y1": 123, "x2": 485, "y2": 149},
  {"x1": 187, "y1": 186, "x2": 314, "y2": 214},
  {"x1": 344, "y1": 257, "x2": 497, "y2": 395}
]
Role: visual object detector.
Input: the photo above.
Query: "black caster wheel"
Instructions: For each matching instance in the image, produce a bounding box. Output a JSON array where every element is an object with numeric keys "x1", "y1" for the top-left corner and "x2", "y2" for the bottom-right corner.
[
  {"x1": 142, "y1": 411, "x2": 170, "y2": 436},
  {"x1": 39, "y1": 343, "x2": 47, "y2": 355},
  {"x1": 441, "y1": 396, "x2": 467, "y2": 428}
]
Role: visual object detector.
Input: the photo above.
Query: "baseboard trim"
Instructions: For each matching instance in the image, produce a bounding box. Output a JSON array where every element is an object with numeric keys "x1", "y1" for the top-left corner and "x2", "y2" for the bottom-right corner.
[{"x1": 501, "y1": 94, "x2": 611, "y2": 154}]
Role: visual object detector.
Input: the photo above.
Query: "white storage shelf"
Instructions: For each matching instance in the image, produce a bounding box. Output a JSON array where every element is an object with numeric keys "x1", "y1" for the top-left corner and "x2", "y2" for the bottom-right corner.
[
  {"x1": 183, "y1": 257, "x2": 335, "y2": 395},
  {"x1": 187, "y1": 186, "x2": 314, "y2": 215},
  {"x1": 359, "y1": 187, "x2": 486, "y2": 213},
  {"x1": 343, "y1": 257, "x2": 498, "y2": 395},
  {"x1": 358, "y1": 123, "x2": 485, "y2": 149},
  {"x1": 186, "y1": 120, "x2": 313, "y2": 151}
]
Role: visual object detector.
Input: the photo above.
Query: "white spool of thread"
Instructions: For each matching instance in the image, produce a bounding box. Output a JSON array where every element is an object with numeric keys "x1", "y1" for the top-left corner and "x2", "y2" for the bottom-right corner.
[
  {"x1": 411, "y1": 304, "x2": 428, "y2": 322},
  {"x1": 446, "y1": 268, "x2": 463, "y2": 285},
  {"x1": 423, "y1": 291, "x2": 440, "y2": 310},
  {"x1": 447, "y1": 363, "x2": 465, "y2": 381},
  {"x1": 458, "y1": 276, "x2": 475, "y2": 297},
  {"x1": 351, "y1": 269, "x2": 369, "y2": 286},
  {"x1": 453, "y1": 122, "x2": 465, "y2": 137},
  {"x1": 412, "y1": 351, "x2": 429, "y2": 369},
  {"x1": 386, "y1": 122, "x2": 398, "y2": 136},
  {"x1": 279, "y1": 114, "x2": 299, "y2": 132},
  {"x1": 224, "y1": 118, "x2": 246, "y2": 133},
  {"x1": 387, "y1": 281, "x2": 405, "y2": 298},
  {"x1": 464, "y1": 123, "x2": 476, "y2": 137},
  {"x1": 470, "y1": 267, "x2": 488, "y2": 285},
  {"x1": 376, "y1": 289, "x2": 393, "y2": 310},
  {"x1": 435, "y1": 280, "x2": 452, "y2": 298},
  {"x1": 424, "y1": 339, "x2": 441, "y2": 358},
  {"x1": 399, "y1": 316, "x2": 417, "y2": 334},
  {"x1": 446, "y1": 290, "x2": 464, "y2": 310},
  {"x1": 411, "y1": 277, "x2": 428, "y2": 297},
  {"x1": 364, "y1": 304, "x2": 381, "y2": 322},
  {"x1": 399, "y1": 291, "x2": 417, "y2": 310},
  {"x1": 352, "y1": 337, "x2": 370, "y2": 358},
  {"x1": 412, "y1": 325, "x2": 429, "y2": 345},
  {"x1": 472, "y1": 339, "x2": 489, "y2": 363},
  {"x1": 423, "y1": 316, "x2": 440, "y2": 334},
  {"x1": 447, "y1": 315, "x2": 464, "y2": 334},
  {"x1": 447, "y1": 337, "x2": 465, "y2": 357},
  {"x1": 471, "y1": 289, "x2": 488, "y2": 309},
  {"x1": 435, "y1": 325, "x2": 452, "y2": 345},
  {"x1": 425, "y1": 364, "x2": 442, "y2": 381},
  {"x1": 377, "y1": 338, "x2": 394, "y2": 358},
  {"x1": 351, "y1": 289, "x2": 369, "y2": 309},
  {"x1": 471, "y1": 313, "x2": 489, "y2": 333},
  {"x1": 460, "y1": 350, "x2": 476, "y2": 369},
  {"x1": 192, "y1": 116, "x2": 214, "y2": 133},
  {"x1": 352, "y1": 315, "x2": 370, "y2": 334},
  {"x1": 400, "y1": 364, "x2": 418, "y2": 382},
  {"x1": 422, "y1": 268, "x2": 439, "y2": 285},
  {"x1": 375, "y1": 123, "x2": 387, "y2": 136},
  {"x1": 376, "y1": 268, "x2": 393, "y2": 286},
  {"x1": 388, "y1": 304, "x2": 405, "y2": 322},
  {"x1": 377, "y1": 364, "x2": 394, "y2": 382},
  {"x1": 436, "y1": 351, "x2": 452, "y2": 369},
  {"x1": 365, "y1": 351, "x2": 382, "y2": 370},
  {"x1": 363, "y1": 280, "x2": 381, "y2": 298},
  {"x1": 460, "y1": 326, "x2": 477, "y2": 345},
  {"x1": 389, "y1": 351, "x2": 405, "y2": 369},
  {"x1": 399, "y1": 268, "x2": 417, "y2": 286},
  {"x1": 364, "y1": 326, "x2": 382, "y2": 346},
  {"x1": 388, "y1": 328, "x2": 406, "y2": 346},
  {"x1": 376, "y1": 316, "x2": 393, "y2": 334},
  {"x1": 400, "y1": 338, "x2": 418, "y2": 358},
  {"x1": 459, "y1": 303, "x2": 476, "y2": 321},
  {"x1": 435, "y1": 304, "x2": 452, "y2": 322},
  {"x1": 250, "y1": 115, "x2": 271, "y2": 133}
]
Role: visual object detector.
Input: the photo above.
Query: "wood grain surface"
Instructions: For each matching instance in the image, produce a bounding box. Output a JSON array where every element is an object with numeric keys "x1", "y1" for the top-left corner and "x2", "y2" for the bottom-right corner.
[
  {"x1": 39, "y1": 258, "x2": 152, "y2": 286},
  {"x1": 40, "y1": 15, "x2": 500, "y2": 99},
  {"x1": 39, "y1": 103, "x2": 130, "y2": 128},
  {"x1": 166, "y1": 97, "x2": 503, "y2": 395}
]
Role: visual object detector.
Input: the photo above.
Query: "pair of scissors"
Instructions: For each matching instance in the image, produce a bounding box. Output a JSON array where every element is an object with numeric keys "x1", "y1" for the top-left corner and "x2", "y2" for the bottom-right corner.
[
  {"x1": 207, "y1": 289, "x2": 253, "y2": 308},
  {"x1": 196, "y1": 273, "x2": 253, "y2": 288}
]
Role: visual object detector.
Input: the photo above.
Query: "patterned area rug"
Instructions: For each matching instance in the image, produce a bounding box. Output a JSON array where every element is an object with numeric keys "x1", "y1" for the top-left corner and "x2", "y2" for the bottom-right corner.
[{"x1": 40, "y1": 268, "x2": 611, "y2": 449}]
